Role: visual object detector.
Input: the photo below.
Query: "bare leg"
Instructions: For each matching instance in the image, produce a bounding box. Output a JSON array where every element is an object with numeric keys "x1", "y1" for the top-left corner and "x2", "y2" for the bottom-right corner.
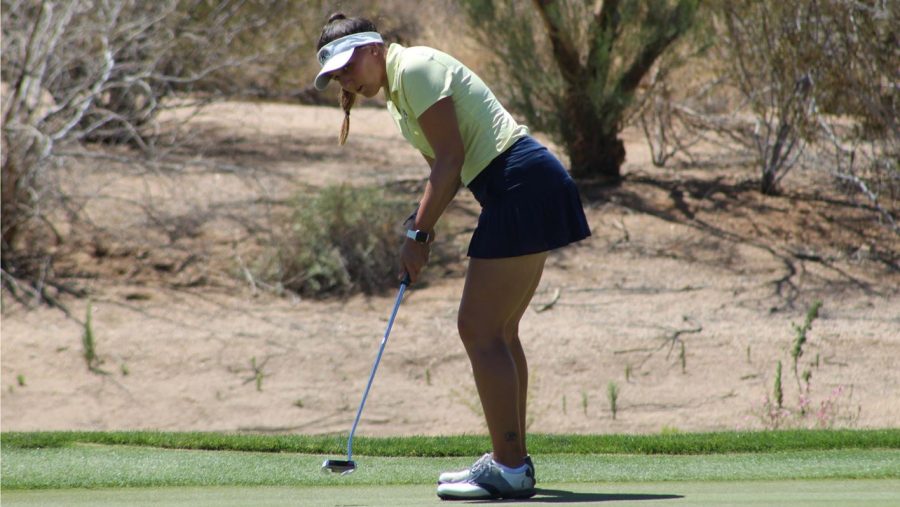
[
  {"x1": 498, "y1": 259, "x2": 544, "y2": 457},
  {"x1": 504, "y1": 263, "x2": 544, "y2": 457},
  {"x1": 458, "y1": 252, "x2": 547, "y2": 468}
]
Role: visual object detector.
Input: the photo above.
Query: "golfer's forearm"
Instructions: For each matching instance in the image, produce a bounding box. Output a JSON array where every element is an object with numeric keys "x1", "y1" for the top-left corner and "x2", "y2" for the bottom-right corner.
[{"x1": 414, "y1": 158, "x2": 461, "y2": 233}]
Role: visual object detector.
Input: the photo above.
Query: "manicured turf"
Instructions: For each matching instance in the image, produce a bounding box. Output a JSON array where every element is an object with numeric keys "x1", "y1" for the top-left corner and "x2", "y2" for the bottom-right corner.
[
  {"x1": 2, "y1": 430, "x2": 898, "y2": 506},
  {"x1": 3, "y1": 480, "x2": 900, "y2": 506},
  {"x1": 2, "y1": 445, "x2": 899, "y2": 489}
]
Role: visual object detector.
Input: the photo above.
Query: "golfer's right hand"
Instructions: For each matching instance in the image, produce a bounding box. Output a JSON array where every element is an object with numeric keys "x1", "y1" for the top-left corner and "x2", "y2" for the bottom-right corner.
[{"x1": 399, "y1": 237, "x2": 429, "y2": 284}]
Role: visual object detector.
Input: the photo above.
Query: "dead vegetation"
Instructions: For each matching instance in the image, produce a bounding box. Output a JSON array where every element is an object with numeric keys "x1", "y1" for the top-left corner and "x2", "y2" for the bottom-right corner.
[{"x1": 2, "y1": 1, "x2": 897, "y2": 313}]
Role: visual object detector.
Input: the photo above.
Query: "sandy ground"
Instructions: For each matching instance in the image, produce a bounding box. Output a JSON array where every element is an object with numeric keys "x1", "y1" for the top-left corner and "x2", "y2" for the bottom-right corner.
[{"x1": 2, "y1": 101, "x2": 898, "y2": 436}]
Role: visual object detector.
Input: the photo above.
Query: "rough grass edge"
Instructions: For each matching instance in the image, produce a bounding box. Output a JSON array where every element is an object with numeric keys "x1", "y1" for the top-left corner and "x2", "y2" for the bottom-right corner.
[{"x1": 2, "y1": 429, "x2": 898, "y2": 456}]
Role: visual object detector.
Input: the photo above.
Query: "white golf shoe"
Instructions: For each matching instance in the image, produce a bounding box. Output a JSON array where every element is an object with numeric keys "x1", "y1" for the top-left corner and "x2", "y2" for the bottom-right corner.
[
  {"x1": 438, "y1": 453, "x2": 535, "y2": 484},
  {"x1": 436, "y1": 455, "x2": 536, "y2": 500}
]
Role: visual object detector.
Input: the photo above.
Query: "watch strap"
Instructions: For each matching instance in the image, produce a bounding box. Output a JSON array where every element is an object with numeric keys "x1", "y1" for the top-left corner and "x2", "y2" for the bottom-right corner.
[{"x1": 406, "y1": 229, "x2": 430, "y2": 244}]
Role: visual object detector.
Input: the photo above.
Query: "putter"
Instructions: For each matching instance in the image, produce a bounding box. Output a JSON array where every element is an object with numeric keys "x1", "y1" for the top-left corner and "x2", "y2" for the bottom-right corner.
[{"x1": 322, "y1": 273, "x2": 411, "y2": 475}]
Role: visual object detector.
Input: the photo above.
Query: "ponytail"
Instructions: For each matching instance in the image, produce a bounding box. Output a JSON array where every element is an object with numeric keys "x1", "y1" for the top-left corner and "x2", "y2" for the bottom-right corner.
[
  {"x1": 317, "y1": 12, "x2": 377, "y2": 146},
  {"x1": 339, "y1": 89, "x2": 356, "y2": 145}
]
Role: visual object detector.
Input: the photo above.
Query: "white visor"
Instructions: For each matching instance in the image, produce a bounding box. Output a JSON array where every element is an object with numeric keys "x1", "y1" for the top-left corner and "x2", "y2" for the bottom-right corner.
[{"x1": 314, "y1": 31, "x2": 383, "y2": 91}]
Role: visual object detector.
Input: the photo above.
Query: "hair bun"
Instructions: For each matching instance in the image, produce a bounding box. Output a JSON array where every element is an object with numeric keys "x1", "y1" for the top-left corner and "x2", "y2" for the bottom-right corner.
[{"x1": 327, "y1": 12, "x2": 347, "y2": 23}]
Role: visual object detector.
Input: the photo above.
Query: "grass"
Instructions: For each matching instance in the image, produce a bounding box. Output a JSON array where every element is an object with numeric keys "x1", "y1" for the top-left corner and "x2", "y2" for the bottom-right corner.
[
  {"x1": 3, "y1": 480, "x2": 899, "y2": 507},
  {"x1": 3, "y1": 429, "x2": 899, "y2": 456},
  {"x1": 2, "y1": 446, "x2": 898, "y2": 489},
  {"x1": 3, "y1": 430, "x2": 898, "y2": 489}
]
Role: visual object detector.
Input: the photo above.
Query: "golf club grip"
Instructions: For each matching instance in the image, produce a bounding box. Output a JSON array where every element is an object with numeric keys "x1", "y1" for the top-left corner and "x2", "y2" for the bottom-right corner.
[{"x1": 401, "y1": 272, "x2": 411, "y2": 286}]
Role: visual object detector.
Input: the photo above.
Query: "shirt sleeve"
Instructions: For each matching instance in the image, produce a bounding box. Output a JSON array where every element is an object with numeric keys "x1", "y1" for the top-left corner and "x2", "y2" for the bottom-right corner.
[{"x1": 400, "y1": 56, "x2": 454, "y2": 119}]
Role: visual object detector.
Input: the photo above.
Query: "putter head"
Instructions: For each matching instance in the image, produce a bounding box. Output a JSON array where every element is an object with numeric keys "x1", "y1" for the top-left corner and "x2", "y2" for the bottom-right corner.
[{"x1": 321, "y1": 459, "x2": 357, "y2": 475}]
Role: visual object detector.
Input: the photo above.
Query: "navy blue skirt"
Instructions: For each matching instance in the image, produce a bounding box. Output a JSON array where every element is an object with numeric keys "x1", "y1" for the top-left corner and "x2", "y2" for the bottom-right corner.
[{"x1": 466, "y1": 136, "x2": 591, "y2": 258}]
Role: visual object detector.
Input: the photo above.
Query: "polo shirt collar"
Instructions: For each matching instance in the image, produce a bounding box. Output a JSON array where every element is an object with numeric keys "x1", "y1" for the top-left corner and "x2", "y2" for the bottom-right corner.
[{"x1": 386, "y1": 43, "x2": 404, "y2": 97}]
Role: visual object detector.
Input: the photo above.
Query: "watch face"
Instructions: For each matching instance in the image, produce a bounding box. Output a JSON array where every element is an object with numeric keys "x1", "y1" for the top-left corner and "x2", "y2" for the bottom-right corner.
[{"x1": 407, "y1": 229, "x2": 428, "y2": 243}]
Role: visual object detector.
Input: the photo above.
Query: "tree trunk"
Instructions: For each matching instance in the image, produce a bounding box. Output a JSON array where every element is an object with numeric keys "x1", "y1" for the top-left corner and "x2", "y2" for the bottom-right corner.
[
  {"x1": 760, "y1": 169, "x2": 778, "y2": 195},
  {"x1": 566, "y1": 130, "x2": 626, "y2": 183},
  {"x1": 560, "y1": 89, "x2": 626, "y2": 183},
  {"x1": 1, "y1": 156, "x2": 21, "y2": 257}
]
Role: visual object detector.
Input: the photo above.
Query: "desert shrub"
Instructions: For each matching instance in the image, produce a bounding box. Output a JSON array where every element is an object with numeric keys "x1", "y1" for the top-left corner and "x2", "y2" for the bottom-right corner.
[
  {"x1": 457, "y1": 0, "x2": 699, "y2": 183},
  {"x1": 720, "y1": 0, "x2": 897, "y2": 224},
  {"x1": 256, "y1": 184, "x2": 410, "y2": 297},
  {"x1": 637, "y1": 1, "x2": 896, "y2": 231},
  {"x1": 0, "y1": 0, "x2": 306, "y2": 306}
]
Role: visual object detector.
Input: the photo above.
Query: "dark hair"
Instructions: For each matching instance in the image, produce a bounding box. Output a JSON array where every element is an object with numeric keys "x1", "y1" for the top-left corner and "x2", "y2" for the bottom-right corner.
[
  {"x1": 317, "y1": 13, "x2": 380, "y2": 145},
  {"x1": 316, "y1": 13, "x2": 378, "y2": 50}
]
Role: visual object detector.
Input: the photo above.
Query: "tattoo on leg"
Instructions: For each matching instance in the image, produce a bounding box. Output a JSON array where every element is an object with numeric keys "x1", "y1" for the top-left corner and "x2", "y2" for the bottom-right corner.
[{"x1": 505, "y1": 431, "x2": 518, "y2": 442}]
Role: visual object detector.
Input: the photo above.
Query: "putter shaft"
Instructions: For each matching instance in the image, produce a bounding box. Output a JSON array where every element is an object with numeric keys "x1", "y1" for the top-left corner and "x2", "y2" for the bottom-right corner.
[{"x1": 344, "y1": 275, "x2": 409, "y2": 462}]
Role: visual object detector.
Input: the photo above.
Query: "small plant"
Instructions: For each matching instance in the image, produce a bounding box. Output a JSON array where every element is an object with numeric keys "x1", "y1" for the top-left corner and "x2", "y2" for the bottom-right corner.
[
  {"x1": 813, "y1": 385, "x2": 861, "y2": 429},
  {"x1": 562, "y1": 394, "x2": 567, "y2": 415},
  {"x1": 83, "y1": 302, "x2": 97, "y2": 368},
  {"x1": 799, "y1": 370, "x2": 813, "y2": 414},
  {"x1": 16, "y1": 374, "x2": 26, "y2": 387},
  {"x1": 581, "y1": 391, "x2": 589, "y2": 416},
  {"x1": 660, "y1": 425, "x2": 681, "y2": 435},
  {"x1": 242, "y1": 356, "x2": 269, "y2": 392},
  {"x1": 758, "y1": 362, "x2": 792, "y2": 429},
  {"x1": 607, "y1": 382, "x2": 620, "y2": 420},
  {"x1": 293, "y1": 399, "x2": 304, "y2": 408},
  {"x1": 425, "y1": 368, "x2": 432, "y2": 386},
  {"x1": 121, "y1": 364, "x2": 130, "y2": 376},
  {"x1": 757, "y1": 393, "x2": 789, "y2": 429},
  {"x1": 755, "y1": 383, "x2": 860, "y2": 430},
  {"x1": 253, "y1": 358, "x2": 264, "y2": 391},
  {"x1": 625, "y1": 364, "x2": 633, "y2": 383},
  {"x1": 791, "y1": 300, "x2": 822, "y2": 389},
  {"x1": 774, "y1": 360, "x2": 784, "y2": 409},
  {"x1": 82, "y1": 302, "x2": 108, "y2": 375},
  {"x1": 751, "y1": 299, "x2": 859, "y2": 430},
  {"x1": 679, "y1": 341, "x2": 687, "y2": 374}
]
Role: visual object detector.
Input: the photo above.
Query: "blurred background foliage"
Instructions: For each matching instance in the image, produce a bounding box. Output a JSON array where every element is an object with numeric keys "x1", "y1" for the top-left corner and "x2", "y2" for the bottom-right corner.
[{"x1": 2, "y1": 0, "x2": 896, "y2": 300}]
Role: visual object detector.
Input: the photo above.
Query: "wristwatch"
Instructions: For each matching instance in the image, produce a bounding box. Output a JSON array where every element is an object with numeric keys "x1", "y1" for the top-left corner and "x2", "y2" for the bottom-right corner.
[{"x1": 406, "y1": 229, "x2": 431, "y2": 244}]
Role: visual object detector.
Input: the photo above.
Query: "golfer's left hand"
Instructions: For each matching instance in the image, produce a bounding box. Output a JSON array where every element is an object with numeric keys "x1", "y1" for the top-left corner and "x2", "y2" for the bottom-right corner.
[{"x1": 399, "y1": 238, "x2": 429, "y2": 284}]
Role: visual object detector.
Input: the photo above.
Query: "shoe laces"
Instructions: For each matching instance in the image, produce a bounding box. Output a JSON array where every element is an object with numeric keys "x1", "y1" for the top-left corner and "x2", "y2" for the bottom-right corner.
[{"x1": 469, "y1": 453, "x2": 493, "y2": 478}]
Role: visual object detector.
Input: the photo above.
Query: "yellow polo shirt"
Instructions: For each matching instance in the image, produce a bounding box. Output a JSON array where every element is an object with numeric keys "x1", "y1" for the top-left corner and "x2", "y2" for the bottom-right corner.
[{"x1": 384, "y1": 43, "x2": 528, "y2": 186}]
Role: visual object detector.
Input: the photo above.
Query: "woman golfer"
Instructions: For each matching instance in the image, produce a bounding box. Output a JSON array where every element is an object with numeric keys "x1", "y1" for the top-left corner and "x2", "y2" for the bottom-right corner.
[{"x1": 314, "y1": 13, "x2": 590, "y2": 500}]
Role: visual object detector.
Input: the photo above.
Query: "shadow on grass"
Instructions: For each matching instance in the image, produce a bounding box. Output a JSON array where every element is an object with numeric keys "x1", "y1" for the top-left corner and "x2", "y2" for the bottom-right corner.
[
  {"x1": 463, "y1": 488, "x2": 684, "y2": 503},
  {"x1": 535, "y1": 489, "x2": 684, "y2": 503}
]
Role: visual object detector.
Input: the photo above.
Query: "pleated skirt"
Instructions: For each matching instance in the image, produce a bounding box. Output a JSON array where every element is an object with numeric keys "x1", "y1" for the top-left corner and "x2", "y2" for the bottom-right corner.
[{"x1": 466, "y1": 136, "x2": 591, "y2": 258}]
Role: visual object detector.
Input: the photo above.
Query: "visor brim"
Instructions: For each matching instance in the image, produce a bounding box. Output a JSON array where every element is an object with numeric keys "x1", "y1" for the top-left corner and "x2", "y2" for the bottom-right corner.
[{"x1": 313, "y1": 48, "x2": 355, "y2": 91}]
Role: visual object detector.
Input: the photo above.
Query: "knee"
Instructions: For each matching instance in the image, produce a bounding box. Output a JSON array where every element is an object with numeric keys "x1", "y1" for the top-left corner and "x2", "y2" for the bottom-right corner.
[
  {"x1": 457, "y1": 312, "x2": 503, "y2": 351},
  {"x1": 457, "y1": 312, "x2": 480, "y2": 346},
  {"x1": 503, "y1": 321, "x2": 519, "y2": 344}
]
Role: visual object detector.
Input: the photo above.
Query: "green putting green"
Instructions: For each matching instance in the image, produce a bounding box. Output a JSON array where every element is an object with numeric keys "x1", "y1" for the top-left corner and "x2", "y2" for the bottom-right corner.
[
  {"x1": 3, "y1": 431, "x2": 898, "y2": 505},
  {"x1": 3, "y1": 447, "x2": 899, "y2": 488},
  {"x1": 2, "y1": 480, "x2": 899, "y2": 506}
]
